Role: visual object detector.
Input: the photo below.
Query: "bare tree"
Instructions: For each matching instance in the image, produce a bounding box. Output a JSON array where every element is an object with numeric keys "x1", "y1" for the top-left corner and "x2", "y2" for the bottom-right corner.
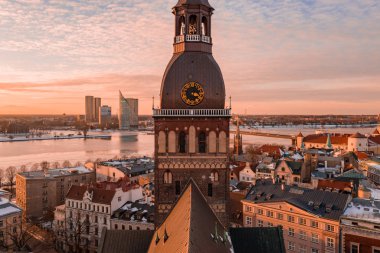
[
  {"x1": 19, "y1": 165, "x2": 28, "y2": 173},
  {"x1": 40, "y1": 161, "x2": 50, "y2": 171},
  {"x1": 5, "y1": 166, "x2": 17, "y2": 194},
  {"x1": 0, "y1": 169, "x2": 3, "y2": 188},
  {"x1": 51, "y1": 161, "x2": 61, "y2": 169},
  {"x1": 4, "y1": 218, "x2": 36, "y2": 251},
  {"x1": 30, "y1": 163, "x2": 40, "y2": 171},
  {"x1": 55, "y1": 211, "x2": 96, "y2": 253},
  {"x1": 62, "y1": 160, "x2": 72, "y2": 168},
  {"x1": 74, "y1": 161, "x2": 82, "y2": 167}
]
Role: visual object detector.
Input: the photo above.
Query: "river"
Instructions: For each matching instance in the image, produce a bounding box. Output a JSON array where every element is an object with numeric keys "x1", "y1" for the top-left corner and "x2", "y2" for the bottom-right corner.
[{"x1": 0, "y1": 126, "x2": 375, "y2": 169}]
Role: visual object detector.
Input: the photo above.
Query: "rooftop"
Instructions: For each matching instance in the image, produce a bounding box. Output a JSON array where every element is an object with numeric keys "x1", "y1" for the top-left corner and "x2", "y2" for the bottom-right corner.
[
  {"x1": 0, "y1": 197, "x2": 22, "y2": 217},
  {"x1": 244, "y1": 180, "x2": 351, "y2": 221},
  {"x1": 66, "y1": 185, "x2": 116, "y2": 205},
  {"x1": 19, "y1": 166, "x2": 93, "y2": 179},
  {"x1": 342, "y1": 198, "x2": 380, "y2": 224},
  {"x1": 112, "y1": 200, "x2": 154, "y2": 224},
  {"x1": 99, "y1": 157, "x2": 154, "y2": 177}
]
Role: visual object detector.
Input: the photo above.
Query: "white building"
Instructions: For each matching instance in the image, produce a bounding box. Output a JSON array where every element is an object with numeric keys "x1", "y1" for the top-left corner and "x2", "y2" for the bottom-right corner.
[
  {"x1": 0, "y1": 197, "x2": 22, "y2": 250},
  {"x1": 239, "y1": 162, "x2": 256, "y2": 182},
  {"x1": 54, "y1": 183, "x2": 143, "y2": 253}
]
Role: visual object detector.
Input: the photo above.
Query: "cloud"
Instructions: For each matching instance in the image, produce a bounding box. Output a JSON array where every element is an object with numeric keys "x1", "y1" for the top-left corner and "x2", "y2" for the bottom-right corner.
[{"x1": 0, "y1": 0, "x2": 379, "y2": 114}]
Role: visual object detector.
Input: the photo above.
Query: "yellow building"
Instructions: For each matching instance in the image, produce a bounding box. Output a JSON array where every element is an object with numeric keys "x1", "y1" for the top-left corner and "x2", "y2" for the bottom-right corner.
[{"x1": 242, "y1": 180, "x2": 351, "y2": 253}]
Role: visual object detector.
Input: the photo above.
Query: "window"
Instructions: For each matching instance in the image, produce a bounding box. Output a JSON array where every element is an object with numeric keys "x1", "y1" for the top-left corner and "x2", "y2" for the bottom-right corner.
[
  {"x1": 245, "y1": 216, "x2": 252, "y2": 226},
  {"x1": 288, "y1": 228, "x2": 295, "y2": 237},
  {"x1": 122, "y1": 225, "x2": 125, "y2": 230},
  {"x1": 258, "y1": 209, "x2": 263, "y2": 215},
  {"x1": 373, "y1": 247, "x2": 380, "y2": 253},
  {"x1": 257, "y1": 220, "x2": 263, "y2": 227},
  {"x1": 179, "y1": 132, "x2": 186, "y2": 153},
  {"x1": 311, "y1": 249, "x2": 319, "y2": 253},
  {"x1": 299, "y1": 218, "x2": 306, "y2": 225},
  {"x1": 311, "y1": 233, "x2": 319, "y2": 243},
  {"x1": 245, "y1": 206, "x2": 252, "y2": 212},
  {"x1": 94, "y1": 216, "x2": 98, "y2": 223},
  {"x1": 266, "y1": 210, "x2": 274, "y2": 218},
  {"x1": 106, "y1": 207, "x2": 109, "y2": 213},
  {"x1": 350, "y1": 243, "x2": 359, "y2": 253},
  {"x1": 103, "y1": 217, "x2": 107, "y2": 225},
  {"x1": 95, "y1": 227, "x2": 98, "y2": 235},
  {"x1": 0, "y1": 221, "x2": 3, "y2": 227},
  {"x1": 287, "y1": 241, "x2": 295, "y2": 251},
  {"x1": 164, "y1": 170, "x2": 173, "y2": 184},
  {"x1": 115, "y1": 224, "x2": 118, "y2": 229},
  {"x1": 277, "y1": 213, "x2": 283, "y2": 220},
  {"x1": 299, "y1": 245, "x2": 307, "y2": 253},
  {"x1": 176, "y1": 181, "x2": 181, "y2": 195},
  {"x1": 311, "y1": 220, "x2": 318, "y2": 228},
  {"x1": 208, "y1": 183, "x2": 213, "y2": 197},
  {"x1": 267, "y1": 222, "x2": 273, "y2": 227},
  {"x1": 198, "y1": 132, "x2": 206, "y2": 153},
  {"x1": 118, "y1": 197, "x2": 121, "y2": 202},
  {"x1": 95, "y1": 239, "x2": 98, "y2": 247},
  {"x1": 326, "y1": 224, "x2": 335, "y2": 232},
  {"x1": 299, "y1": 230, "x2": 307, "y2": 240},
  {"x1": 326, "y1": 237, "x2": 334, "y2": 248},
  {"x1": 288, "y1": 215, "x2": 295, "y2": 223},
  {"x1": 210, "y1": 171, "x2": 219, "y2": 182},
  {"x1": 13, "y1": 227, "x2": 17, "y2": 233}
]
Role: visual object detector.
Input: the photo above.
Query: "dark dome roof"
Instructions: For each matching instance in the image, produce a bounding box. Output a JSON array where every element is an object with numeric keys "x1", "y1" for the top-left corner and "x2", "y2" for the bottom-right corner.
[
  {"x1": 175, "y1": 0, "x2": 212, "y2": 8},
  {"x1": 160, "y1": 52, "x2": 225, "y2": 109}
]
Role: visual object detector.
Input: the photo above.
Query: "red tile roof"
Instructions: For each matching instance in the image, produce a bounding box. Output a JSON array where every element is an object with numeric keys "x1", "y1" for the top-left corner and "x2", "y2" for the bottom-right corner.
[
  {"x1": 258, "y1": 145, "x2": 283, "y2": 157},
  {"x1": 372, "y1": 128, "x2": 380, "y2": 135},
  {"x1": 66, "y1": 185, "x2": 116, "y2": 204},
  {"x1": 303, "y1": 133, "x2": 349, "y2": 145},
  {"x1": 350, "y1": 132, "x2": 366, "y2": 138},
  {"x1": 369, "y1": 135, "x2": 380, "y2": 145},
  {"x1": 354, "y1": 151, "x2": 369, "y2": 160},
  {"x1": 317, "y1": 179, "x2": 352, "y2": 192}
]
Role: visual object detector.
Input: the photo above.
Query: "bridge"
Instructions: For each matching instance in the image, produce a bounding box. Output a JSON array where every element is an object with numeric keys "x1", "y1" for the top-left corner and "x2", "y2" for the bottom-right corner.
[{"x1": 230, "y1": 130, "x2": 295, "y2": 140}]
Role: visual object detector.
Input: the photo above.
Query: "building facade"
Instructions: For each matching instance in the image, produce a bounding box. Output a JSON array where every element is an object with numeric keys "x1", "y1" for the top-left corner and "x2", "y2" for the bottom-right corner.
[
  {"x1": 0, "y1": 197, "x2": 22, "y2": 251},
  {"x1": 341, "y1": 198, "x2": 380, "y2": 253},
  {"x1": 85, "y1": 96, "x2": 94, "y2": 122},
  {"x1": 94, "y1": 97, "x2": 101, "y2": 123},
  {"x1": 16, "y1": 166, "x2": 96, "y2": 218},
  {"x1": 242, "y1": 181, "x2": 351, "y2": 253},
  {"x1": 118, "y1": 91, "x2": 138, "y2": 130},
  {"x1": 153, "y1": 0, "x2": 231, "y2": 227},
  {"x1": 99, "y1": 105, "x2": 111, "y2": 126}
]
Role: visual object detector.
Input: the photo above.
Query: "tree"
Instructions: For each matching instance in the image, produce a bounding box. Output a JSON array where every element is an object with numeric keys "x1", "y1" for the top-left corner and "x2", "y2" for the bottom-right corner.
[
  {"x1": 0, "y1": 169, "x2": 3, "y2": 188},
  {"x1": 4, "y1": 218, "x2": 36, "y2": 251},
  {"x1": 30, "y1": 163, "x2": 40, "y2": 171},
  {"x1": 40, "y1": 161, "x2": 50, "y2": 171},
  {"x1": 51, "y1": 161, "x2": 61, "y2": 169},
  {"x1": 62, "y1": 160, "x2": 72, "y2": 168},
  {"x1": 19, "y1": 165, "x2": 28, "y2": 173},
  {"x1": 5, "y1": 166, "x2": 17, "y2": 195},
  {"x1": 74, "y1": 161, "x2": 82, "y2": 167}
]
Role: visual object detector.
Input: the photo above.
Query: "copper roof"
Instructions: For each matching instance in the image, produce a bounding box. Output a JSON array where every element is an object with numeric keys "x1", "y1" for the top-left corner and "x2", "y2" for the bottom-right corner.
[
  {"x1": 147, "y1": 179, "x2": 231, "y2": 253},
  {"x1": 175, "y1": 0, "x2": 212, "y2": 8},
  {"x1": 66, "y1": 185, "x2": 116, "y2": 205}
]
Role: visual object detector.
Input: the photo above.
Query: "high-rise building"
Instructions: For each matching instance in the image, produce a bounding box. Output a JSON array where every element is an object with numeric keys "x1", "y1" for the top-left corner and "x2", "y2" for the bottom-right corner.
[
  {"x1": 118, "y1": 91, "x2": 138, "y2": 130},
  {"x1": 85, "y1": 96, "x2": 94, "y2": 122},
  {"x1": 99, "y1": 105, "x2": 112, "y2": 126},
  {"x1": 94, "y1": 97, "x2": 102, "y2": 123},
  {"x1": 153, "y1": 0, "x2": 231, "y2": 227}
]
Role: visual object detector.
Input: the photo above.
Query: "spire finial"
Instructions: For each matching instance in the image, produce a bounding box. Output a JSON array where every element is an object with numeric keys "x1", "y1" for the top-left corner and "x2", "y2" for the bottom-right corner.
[
  {"x1": 229, "y1": 96, "x2": 232, "y2": 109},
  {"x1": 152, "y1": 96, "x2": 155, "y2": 109}
]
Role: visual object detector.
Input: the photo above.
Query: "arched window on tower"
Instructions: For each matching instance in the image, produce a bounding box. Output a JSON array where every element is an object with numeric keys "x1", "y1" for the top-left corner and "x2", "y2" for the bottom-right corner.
[
  {"x1": 198, "y1": 132, "x2": 206, "y2": 153},
  {"x1": 201, "y1": 16, "x2": 208, "y2": 36},
  {"x1": 210, "y1": 171, "x2": 219, "y2": 182},
  {"x1": 179, "y1": 16, "x2": 185, "y2": 35},
  {"x1": 189, "y1": 15, "x2": 197, "y2": 35},
  {"x1": 163, "y1": 170, "x2": 172, "y2": 184},
  {"x1": 179, "y1": 131, "x2": 186, "y2": 153}
]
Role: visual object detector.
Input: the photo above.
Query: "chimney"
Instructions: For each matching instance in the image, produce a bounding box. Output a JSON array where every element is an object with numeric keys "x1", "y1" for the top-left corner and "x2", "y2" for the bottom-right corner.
[
  {"x1": 281, "y1": 183, "x2": 285, "y2": 191},
  {"x1": 325, "y1": 161, "x2": 328, "y2": 169},
  {"x1": 341, "y1": 160, "x2": 345, "y2": 174}
]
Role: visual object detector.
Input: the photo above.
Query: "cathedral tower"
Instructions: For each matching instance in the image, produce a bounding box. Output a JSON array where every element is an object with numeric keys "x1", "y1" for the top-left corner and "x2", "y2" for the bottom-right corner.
[{"x1": 153, "y1": 0, "x2": 231, "y2": 227}]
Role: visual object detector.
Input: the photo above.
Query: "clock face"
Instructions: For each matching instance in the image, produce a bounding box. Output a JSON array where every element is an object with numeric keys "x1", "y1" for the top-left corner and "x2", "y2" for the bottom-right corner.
[{"x1": 181, "y1": 82, "x2": 205, "y2": 106}]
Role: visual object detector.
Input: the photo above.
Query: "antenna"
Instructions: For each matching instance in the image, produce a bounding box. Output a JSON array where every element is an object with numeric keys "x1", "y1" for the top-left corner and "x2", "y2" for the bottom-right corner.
[{"x1": 152, "y1": 96, "x2": 155, "y2": 109}]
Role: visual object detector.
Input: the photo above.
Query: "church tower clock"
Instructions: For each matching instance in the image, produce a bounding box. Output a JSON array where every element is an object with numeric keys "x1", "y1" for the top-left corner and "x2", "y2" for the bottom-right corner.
[{"x1": 153, "y1": 0, "x2": 231, "y2": 227}]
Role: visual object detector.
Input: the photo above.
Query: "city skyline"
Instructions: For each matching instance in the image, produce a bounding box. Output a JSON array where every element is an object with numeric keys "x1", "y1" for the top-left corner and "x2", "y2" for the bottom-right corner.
[{"x1": 0, "y1": 0, "x2": 380, "y2": 115}]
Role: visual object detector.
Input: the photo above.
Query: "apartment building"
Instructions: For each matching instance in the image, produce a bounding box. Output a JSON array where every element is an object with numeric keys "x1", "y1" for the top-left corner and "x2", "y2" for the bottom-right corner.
[
  {"x1": 341, "y1": 198, "x2": 380, "y2": 253},
  {"x1": 0, "y1": 196, "x2": 22, "y2": 250},
  {"x1": 16, "y1": 166, "x2": 96, "y2": 218},
  {"x1": 242, "y1": 180, "x2": 351, "y2": 253}
]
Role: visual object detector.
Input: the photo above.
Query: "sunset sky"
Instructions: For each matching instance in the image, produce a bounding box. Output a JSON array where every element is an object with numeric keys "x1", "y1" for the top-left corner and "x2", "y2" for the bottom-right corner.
[{"x1": 0, "y1": 0, "x2": 379, "y2": 115}]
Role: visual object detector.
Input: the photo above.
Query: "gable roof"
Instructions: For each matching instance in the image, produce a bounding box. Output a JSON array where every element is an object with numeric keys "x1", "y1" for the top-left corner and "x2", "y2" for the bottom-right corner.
[
  {"x1": 350, "y1": 132, "x2": 366, "y2": 138},
  {"x1": 276, "y1": 160, "x2": 303, "y2": 175},
  {"x1": 303, "y1": 134, "x2": 349, "y2": 145},
  {"x1": 147, "y1": 179, "x2": 231, "y2": 253},
  {"x1": 98, "y1": 229, "x2": 154, "y2": 253},
  {"x1": 66, "y1": 185, "x2": 116, "y2": 205},
  {"x1": 369, "y1": 135, "x2": 380, "y2": 145},
  {"x1": 373, "y1": 128, "x2": 380, "y2": 135},
  {"x1": 229, "y1": 227, "x2": 285, "y2": 253},
  {"x1": 244, "y1": 180, "x2": 351, "y2": 221}
]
